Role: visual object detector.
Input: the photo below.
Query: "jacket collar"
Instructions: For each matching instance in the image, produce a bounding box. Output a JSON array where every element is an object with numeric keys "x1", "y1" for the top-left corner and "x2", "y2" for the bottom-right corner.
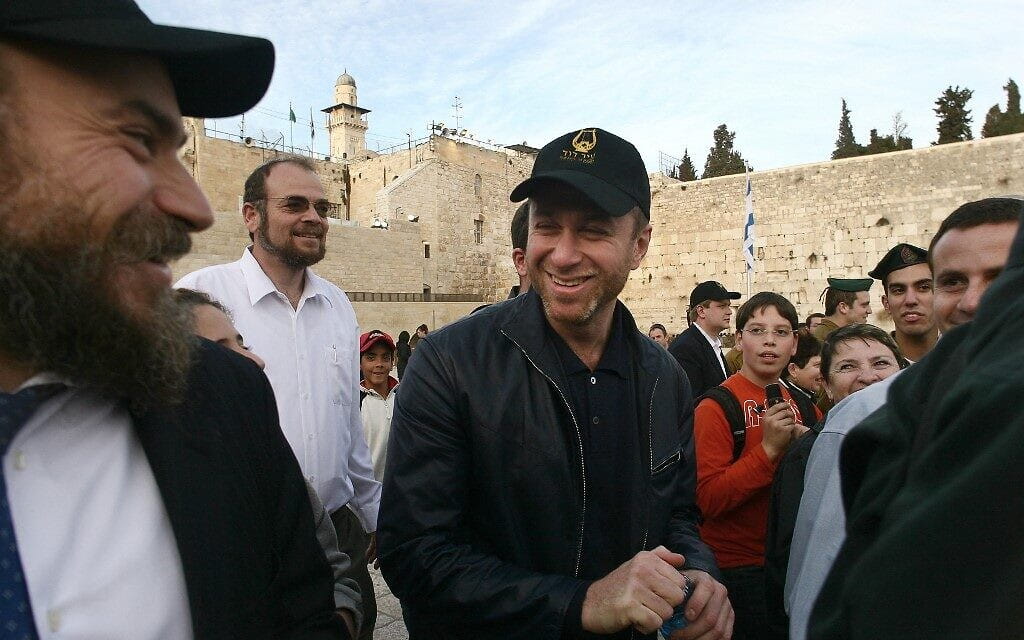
[{"x1": 499, "y1": 289, "x2": 660, "y2": 377}]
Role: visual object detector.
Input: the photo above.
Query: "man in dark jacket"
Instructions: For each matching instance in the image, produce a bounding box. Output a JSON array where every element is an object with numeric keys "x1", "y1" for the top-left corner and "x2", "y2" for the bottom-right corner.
[
  {"x1": 378, "y1": 128, "x2": 732, "y2": 640},
  {"x1": 668, "y1": 281, "x2": 741, "y2": 399}
]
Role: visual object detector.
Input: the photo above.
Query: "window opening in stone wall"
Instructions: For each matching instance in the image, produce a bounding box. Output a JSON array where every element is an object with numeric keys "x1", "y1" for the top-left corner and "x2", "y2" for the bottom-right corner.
[
  {"x1": 424, "y1": 243, "x2": 431, "y2": 259},
  {"x1": 474, "y1": 174, "x2": 482, "y2": 197},
  {"x1": 474, "y1": 219, "x2": 483, "y2": 244}
]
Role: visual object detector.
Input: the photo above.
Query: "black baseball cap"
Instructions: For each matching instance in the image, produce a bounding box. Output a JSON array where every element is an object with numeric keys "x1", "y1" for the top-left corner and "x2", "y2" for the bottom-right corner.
[
  {"x1": 0, "y1": 0, "x2": 275, "y2": 118},
  {"x1": 689, "y1": 281, "x2": 741, "y2": 307},
  {"x1": 510, "y1": 127, "x2": 651, "y2": 219}
]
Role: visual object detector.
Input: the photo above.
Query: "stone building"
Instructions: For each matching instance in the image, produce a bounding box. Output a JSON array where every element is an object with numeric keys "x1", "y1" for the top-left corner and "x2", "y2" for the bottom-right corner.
[{"x1": 172, "y1": 68, "x2": 1024, "y2": 339}]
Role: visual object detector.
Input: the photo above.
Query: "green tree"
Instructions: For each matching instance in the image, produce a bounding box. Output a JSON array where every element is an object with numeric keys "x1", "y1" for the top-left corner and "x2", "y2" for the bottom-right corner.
[
  {"x1": 933, "y1": 85, "x2": 974, "y2": 144},
  {"x1": 702, "y1": 124, "x2": 748, "y2": 178},
  {"x1": 862, "y1": 128, "x2": 912, "y2": 155},
  {"x1": 981, "y1": 79, "x2": 1024, "y2": 138},
  {"x1": 678, "y1": 148, "x2": 698, "y2": 181},
  {"x1": 832, "y1": 99, "x2": 862, "y2": 159}
]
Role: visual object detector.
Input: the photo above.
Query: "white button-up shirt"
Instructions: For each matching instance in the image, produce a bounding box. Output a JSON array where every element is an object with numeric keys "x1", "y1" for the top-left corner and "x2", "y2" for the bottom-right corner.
[
  {"x1": 695, "y1": 322, "x2": 728, "y2": 378},
  {"x1": 176, "y1": 248, "x2": 381, "y2": 531},
  {"x1": 6, "y1": 376, "x2": 192, "y2": 639}
]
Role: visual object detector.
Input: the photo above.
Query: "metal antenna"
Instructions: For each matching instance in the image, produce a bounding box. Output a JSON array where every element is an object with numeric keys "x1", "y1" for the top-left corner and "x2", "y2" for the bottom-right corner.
[{"x1": 451, "y1": 96, "x2": 463, "y2": 130}]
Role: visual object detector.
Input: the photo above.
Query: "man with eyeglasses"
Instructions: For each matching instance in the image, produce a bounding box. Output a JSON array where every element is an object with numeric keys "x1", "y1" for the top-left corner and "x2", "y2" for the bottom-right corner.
[
  {"x1": 694, "y1": 292, "x2": 821, "y2": 640},
  {"x1": 177, "y1": 156, "x2": 381, "y2": 638}
]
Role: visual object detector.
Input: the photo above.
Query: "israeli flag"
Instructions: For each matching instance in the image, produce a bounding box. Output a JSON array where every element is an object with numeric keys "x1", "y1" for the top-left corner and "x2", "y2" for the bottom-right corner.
[{"x1": 743, "y1": 171, "x2": 756, "y2": 274}]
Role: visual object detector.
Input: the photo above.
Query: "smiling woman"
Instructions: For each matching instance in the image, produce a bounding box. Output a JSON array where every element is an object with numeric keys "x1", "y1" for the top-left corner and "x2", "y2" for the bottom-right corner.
[{"x1": 819, "y1": 324, "x2": 907, "y2": 404}]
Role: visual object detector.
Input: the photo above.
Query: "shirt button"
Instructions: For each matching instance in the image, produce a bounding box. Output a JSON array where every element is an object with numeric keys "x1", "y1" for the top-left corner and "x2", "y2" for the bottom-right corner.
[
  {"x1": 47, "y1": 609, "x2": 61, "y2": 632},
  {"x1": 308, "y1": 433, "x2": 315, "y2": 440},
  {"x1": 308, "y1": 475, "x2": 316, "y2": 484},
  {"x1": 592, "y1": 417, "x2": 600, "y2": 425},
  {"x1": 590, "y1": 376, "x2": 597, "y2": 385},
  {"x1": 13, "y1": 451, "x2": 26, "y2": 471},
  {"x1": 303, "y1": 392, "x2": 310, "y2": 400}
]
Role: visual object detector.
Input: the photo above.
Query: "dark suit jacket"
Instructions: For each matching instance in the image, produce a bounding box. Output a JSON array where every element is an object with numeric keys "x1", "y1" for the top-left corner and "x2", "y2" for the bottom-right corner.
[
  {"x1": 668, "y1": 324, "x2": 728, "y2": 399},
  {"x1": 133, "y1": 340, "x2": 345, "y2": 640}
]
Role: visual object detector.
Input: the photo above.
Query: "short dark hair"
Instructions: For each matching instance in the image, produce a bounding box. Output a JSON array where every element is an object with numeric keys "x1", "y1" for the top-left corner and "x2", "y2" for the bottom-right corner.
[
  {"x1": 928, "y1": 197, "x2": 1023, "y2": 270},
  {"x1": 510, "y1": 202, "x2": 529, "y2": 250},
  {"x1": 397, "y1": 331, "x2": 410, "y2": 344},
  {"x1": 649, "y1": 323, "x2": 667, "y2": 335},
  {"x1": 823, "y1": 288, "x2": 859, "y2": 316},
  {"x1": 735, "y1": 292, "x2": 799, "y2": 331},
  {"x1": 243, "y1": 156, "x2": 318, "y2": 240},
  {"x1": 820, "y1": 323, "x2": 908, "y2": 383},
  {"x1": 416, "y1": 324, "x2": 428, "y2": 332},
  {"x1": 787, "y1": 328, "x2": 822, "y2": 371},
  {"x1": 173, "y1": 288, "x2": 229, "y2": 316},
  {"x1": 805, "y1": 312, "x2": 825, "y2": 329}
]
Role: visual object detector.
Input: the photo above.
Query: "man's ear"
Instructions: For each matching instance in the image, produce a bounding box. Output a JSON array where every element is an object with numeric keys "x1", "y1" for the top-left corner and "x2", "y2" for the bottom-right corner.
[
  {"x1": 837, "y1": 301, "x2": 850, "y2": 316},
  {"x1": 512, "y1": 248, "x2": 528, "y2": 278},
  {"x1": 881, "y1": 294, "x2": 890, "y2": 312},
  {"x1": 243, "y1": 202, "x2": 260, "y2": 237},
  {"x1": 630, "y1": 223, "x2": 652, "y2": 269},
  {"x1": 787, "y1": 362, "x2": 798, "y2": 376}
]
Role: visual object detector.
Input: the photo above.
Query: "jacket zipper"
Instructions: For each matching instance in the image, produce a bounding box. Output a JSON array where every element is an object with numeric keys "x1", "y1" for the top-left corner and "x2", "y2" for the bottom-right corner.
[
  {"x1": 500, "y1": 329, "x2": 587, "y2": 578},
  {"x1": 632, "y1": 375, "x2": 659, "y2": 640}
]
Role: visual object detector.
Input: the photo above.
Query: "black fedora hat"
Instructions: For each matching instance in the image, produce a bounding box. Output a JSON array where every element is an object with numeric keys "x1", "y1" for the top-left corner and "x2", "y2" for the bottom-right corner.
[{"x1": 0, "y1": 0, "x2": 275, "y2": 118}]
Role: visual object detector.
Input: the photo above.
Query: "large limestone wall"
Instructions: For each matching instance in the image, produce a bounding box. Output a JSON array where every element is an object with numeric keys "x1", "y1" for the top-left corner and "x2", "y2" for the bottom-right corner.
[
  {"x1": 625, "y1": 133, "x2": 1024, "y2": 335},
  {"x1": 350, "y1": 301, "x2": 481, "y2": 340},
  {"x1": 173, "y1": 216, "x2": 424, "y2": 294},
  {"x1": 182, "y1": 121, "x2": 346, "y2": 215}
]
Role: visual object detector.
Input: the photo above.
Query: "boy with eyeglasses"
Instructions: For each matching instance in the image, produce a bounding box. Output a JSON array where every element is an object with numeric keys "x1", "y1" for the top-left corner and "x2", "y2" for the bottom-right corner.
[{"x1": 693, "y1": 291, "x2": 821, "y2": 640}]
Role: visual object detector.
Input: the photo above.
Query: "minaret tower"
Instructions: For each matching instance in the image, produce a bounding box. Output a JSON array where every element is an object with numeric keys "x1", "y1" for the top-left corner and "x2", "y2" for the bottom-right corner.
[{"x1": 322, "y1": 70, "x2": 370, "y2": 160}]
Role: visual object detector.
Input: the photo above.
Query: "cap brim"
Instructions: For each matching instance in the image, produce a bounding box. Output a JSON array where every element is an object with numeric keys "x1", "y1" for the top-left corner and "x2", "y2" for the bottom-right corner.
[
  {"x1": 5, "y1": 20, "x2": 274, "y2": 117},
  {"x1": 510, "y1": 171, "x2": 641, "y2": 217},
  {"x1": 724, "y1": 291, "x2": 742, "y2": 300}
]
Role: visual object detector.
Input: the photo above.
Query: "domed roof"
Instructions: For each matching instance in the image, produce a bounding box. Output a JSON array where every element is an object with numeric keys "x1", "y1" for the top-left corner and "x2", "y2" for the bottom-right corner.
[{"x1": 336, "y1": 71, "x2": 356, "y2": 87}]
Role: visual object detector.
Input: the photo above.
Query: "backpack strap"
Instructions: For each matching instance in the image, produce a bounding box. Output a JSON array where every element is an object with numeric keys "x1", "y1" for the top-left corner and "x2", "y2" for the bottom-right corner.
[
  {"x1": 790, "y1": 389, "x2": 820, "y2": 434},
  {"x1": 359, "y1": 389, "x2": 368, "y2": 408},
  {"x1": 698, "y1": 386, "x2": 746, "y2": 462}
]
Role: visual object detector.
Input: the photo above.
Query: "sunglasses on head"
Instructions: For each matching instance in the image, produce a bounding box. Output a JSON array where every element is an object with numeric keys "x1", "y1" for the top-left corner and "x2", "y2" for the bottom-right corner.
[{"x1": 264, "y1": 196, "x2": 332, "y2": 217}]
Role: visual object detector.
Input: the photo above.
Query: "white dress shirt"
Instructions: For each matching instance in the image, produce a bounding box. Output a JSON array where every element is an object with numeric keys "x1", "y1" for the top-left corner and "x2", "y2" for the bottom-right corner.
[
  {"x1": 694, "y1": 322, "x2": 728, "y2": 378},
  {"x1": 6, "y1": 376, "x2": 192, "y2": 639},
  {"x1": 785, "y1": 373, "x2": 900, "y2": 640},
  {"x1": 176, "y1": 248, "x2": 381, "y2": 531}
]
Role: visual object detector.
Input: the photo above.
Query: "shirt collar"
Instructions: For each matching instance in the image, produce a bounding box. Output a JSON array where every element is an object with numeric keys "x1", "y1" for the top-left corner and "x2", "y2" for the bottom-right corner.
[
  {"x1": 694, "y1": 322, "x2": 722, "y2": 350},
  {"x1": 238, "y1": 247, "x2": 333, "y2": 309},
  {"x1": 548, "y1": 306, "x2": 631, "y2": 379}
]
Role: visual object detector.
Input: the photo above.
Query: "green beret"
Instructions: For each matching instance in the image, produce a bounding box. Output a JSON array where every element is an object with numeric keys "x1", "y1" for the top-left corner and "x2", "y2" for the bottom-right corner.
[
  {"x1": 826, "y1": 277, "x2": 873, "y2": 292},
  {"x1": 868, "y1": 243, "x2": 928, "y2": 280}
]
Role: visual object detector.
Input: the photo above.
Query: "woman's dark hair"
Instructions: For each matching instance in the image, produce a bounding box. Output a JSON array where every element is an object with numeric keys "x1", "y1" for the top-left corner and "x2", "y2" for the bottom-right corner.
[
  {"x1": 820, "y1": 323, "x2": 908, "y2": 383},
  {"x1": 398, "y1": 331, "x2": 410, "y2": 344}
]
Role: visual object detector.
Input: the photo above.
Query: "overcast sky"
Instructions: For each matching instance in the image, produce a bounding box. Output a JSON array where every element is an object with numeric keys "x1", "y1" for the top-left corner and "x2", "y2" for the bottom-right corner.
[{"x1": 141, "y1": 0, "x2": 1021, "y2": 172}]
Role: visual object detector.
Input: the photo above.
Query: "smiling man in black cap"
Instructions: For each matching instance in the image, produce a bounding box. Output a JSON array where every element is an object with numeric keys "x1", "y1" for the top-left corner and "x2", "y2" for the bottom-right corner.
[
  {"x1": 869, "y1": 243, "x2": 937, "y2": 362},
  {"x1": 669, "y1": 281, "x2": 742, "y2": 399},
  {"x1": 0, "y1": 2, "x2": 345, "y2": 638},
  {"x1": 812, "y1": 277, "x2": 873, "y2": 342},
  {"x1": 379, "y1": 128, "x2": 732, "y2": 639}
]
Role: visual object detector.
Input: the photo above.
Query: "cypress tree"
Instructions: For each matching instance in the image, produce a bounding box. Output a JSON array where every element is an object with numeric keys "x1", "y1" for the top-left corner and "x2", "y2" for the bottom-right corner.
[
  {"x1": 832, "y1": 99, "x2": 862, "y2": 159},
  {"x1": 702, "y1": 124, "x2": 748, "y2": 179},
  {"x1": 981, "y1": 79, "x2": 1024, "y2": 138},
  {"x1": 934, "y1": 86, "x2": 974, "y2": 144},
  {"x1": 678, "y1": 149, "x2": 698, "y2": 181}
]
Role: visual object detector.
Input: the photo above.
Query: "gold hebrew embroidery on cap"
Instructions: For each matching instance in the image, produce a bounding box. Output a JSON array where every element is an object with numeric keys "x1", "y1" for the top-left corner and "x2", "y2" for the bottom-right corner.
[
  {"x1": 900, "y1": 245, "x2": 916, "y2": 263},
  {"x1": 571, "y1": 129, "x2": 598, "y2": 153}
]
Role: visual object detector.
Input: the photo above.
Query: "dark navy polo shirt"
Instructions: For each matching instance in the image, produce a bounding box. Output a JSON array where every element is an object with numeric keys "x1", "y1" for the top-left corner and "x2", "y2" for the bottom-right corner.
[{"x1": 549, "y1": 306, "x2": 641, "y2": 584}]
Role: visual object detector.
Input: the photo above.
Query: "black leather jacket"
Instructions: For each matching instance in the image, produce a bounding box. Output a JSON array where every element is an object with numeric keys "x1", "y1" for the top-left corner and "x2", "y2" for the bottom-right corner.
[{"x1": 378, "y1": 290, "x2": 718, "y2": 639}]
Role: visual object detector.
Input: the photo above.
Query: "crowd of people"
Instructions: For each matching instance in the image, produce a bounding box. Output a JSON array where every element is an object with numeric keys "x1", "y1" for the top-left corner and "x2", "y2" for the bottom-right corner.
[{"x1": 1, "y1": 3, "x2": 1023, "y2": 640}]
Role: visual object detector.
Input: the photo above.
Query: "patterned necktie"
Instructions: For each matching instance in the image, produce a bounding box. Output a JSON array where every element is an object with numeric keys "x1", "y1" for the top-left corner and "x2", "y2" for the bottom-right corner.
[{"x1": 0, "y1": 384, "x2": 64, "y2": 640}]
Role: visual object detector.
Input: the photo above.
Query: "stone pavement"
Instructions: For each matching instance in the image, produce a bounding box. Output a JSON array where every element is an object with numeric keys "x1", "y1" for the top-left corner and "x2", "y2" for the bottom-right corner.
[{"x1": 370, "y1": 566, "x2": 409, "y2": 639}]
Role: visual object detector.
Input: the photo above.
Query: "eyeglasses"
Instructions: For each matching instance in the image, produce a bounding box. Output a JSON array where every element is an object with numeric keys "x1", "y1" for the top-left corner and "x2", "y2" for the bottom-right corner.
[
  {"x1": 263, "y1": 196, "x2": 332, "y2": 217},
  {"x1": 741, "y1": 327, "x2": 795, "y2": 339}
]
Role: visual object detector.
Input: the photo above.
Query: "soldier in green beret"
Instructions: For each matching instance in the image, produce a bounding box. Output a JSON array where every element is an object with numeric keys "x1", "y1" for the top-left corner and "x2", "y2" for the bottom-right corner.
[
  {"x1": 869, "y1": 243, "x2": 937, "y2": 362},
  {"x1": 811, "y1": 278, "x2": 873, "y2": 342}
]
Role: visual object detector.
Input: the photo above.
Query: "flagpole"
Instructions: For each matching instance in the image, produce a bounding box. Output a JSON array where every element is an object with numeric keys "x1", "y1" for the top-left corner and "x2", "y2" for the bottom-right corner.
[
  {"x1": 743, "y1": 163, "x2": 754, "y2": 299},
  {"x1": 289, "y1": 102, "x2": 294, "y2": 153},
  {"x1": 309, "y1": 107, "x2": 315, "y2": 158}
]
